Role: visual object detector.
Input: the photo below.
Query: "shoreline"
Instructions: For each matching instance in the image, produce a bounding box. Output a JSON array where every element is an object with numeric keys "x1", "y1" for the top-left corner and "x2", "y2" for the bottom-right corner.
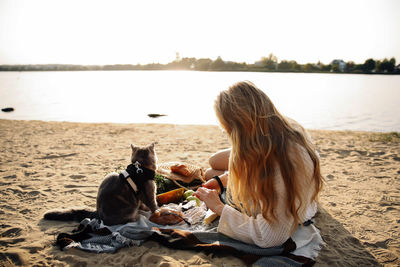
[
  {"x1": 1, "y1": 67, "x2": 399, "y2": 76},
  {"x1": 0, "y1": 118, "x2": 399, "y2": 134},
  {"x1": 0, "y1": 119, "x2": 399, "y2": 266}
]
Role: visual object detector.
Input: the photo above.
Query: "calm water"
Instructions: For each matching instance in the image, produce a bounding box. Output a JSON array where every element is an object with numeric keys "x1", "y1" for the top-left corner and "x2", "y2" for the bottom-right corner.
[{"x1": 0, "y1": 71, "x2": 399, "y2": 132}]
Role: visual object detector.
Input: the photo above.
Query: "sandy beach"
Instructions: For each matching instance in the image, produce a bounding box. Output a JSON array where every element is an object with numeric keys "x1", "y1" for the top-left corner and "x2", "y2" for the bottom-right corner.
[{"x1": 0, "y1": 119, "x2": 399, "y2": 266}]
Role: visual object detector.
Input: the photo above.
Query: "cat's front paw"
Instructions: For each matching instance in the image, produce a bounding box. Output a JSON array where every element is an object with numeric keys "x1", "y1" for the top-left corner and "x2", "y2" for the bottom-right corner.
[{"x1": 139, "y1": 203, "x2": 150, "y2": 211}]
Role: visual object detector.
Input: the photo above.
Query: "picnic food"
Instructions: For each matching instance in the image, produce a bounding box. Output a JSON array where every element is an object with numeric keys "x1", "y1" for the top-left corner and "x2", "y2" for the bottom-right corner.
[
  {"x1": 183, "y1": 190, "x2": 194, "y2": 199},
  {"x1": 156, "y1": 188, "x2": 185, "y2": 205},
  {"x1": 170, "y1": 164, "x2": 191, "y2": 177},
  {"x1": 149, "y1": 208, "x2": 184, "y2": 225},
  {"x1": 186, "y1": 196, "x2": 200, "y2": 207},
  {"x1": 203, "y1": 209, "x2": 219, "y2": 225}
]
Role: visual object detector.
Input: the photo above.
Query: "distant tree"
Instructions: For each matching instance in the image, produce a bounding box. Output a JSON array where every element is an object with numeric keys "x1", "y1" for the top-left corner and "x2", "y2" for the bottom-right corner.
[
  {"x1": 320, "y1": 63, "x2": 331, "y2": 72},
  {"x1": 179, "y1": 57, "x2": 196, "y2": 69},
  {"x1": 303, "y1": 63, "x2": 319, "y2": 72},
  {"x1": 276, "y1": 60, "x2": 301, "y2": 71},
  {"x1": 261, "y1": 53, "x2": 278, "y2": 70},
  {"x1": 376, "y1": 58, "x2": 396, "y2": 73},
  {"x1": 331, "y1": 64, "x2": 339, "y2": 72},
  {"x1": 345, "y1": 61, "x2": 356, "y2": 72},
  {"x1": 224, "y1": 61, "x2": 247, "y2": 71},
  {"x1": 390, "y1": 57, "x2": 396, "y2": 66},
  {"x1": 194, "y1": 58, "x2": 212, "y2": 71},
  {"x1": 362, "y1": 58, "x2": 376, "y2": 73},
  {"x1": 375, "y1": 60, "x2": 382, "y2": 72},
  {"x1": 210, "y1": 56, "x2": 226, "y2": 70},
  {"x1": 290, "y1": 60, "x2": 302, "y2": 71},
  {"x1": 277, "y1": 60, "x2": 292, "y2": 71},
  {"x1": 353, "y1": 63, "x2": 364, "y2": 73}
]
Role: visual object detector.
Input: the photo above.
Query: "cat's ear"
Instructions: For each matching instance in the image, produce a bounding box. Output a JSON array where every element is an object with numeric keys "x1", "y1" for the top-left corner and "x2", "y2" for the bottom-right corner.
[
  {"x1": 149, "y1": 142, "x2": 157, "y2": 151},
  {"x1": 131, "y1": 144, "x2": 138, "y2": 151}
]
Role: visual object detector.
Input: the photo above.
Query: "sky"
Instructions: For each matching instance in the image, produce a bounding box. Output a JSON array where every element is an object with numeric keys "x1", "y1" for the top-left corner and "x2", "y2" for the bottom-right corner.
[{"x1": 0, "y1": 0, "x2": 399, "y2": 65}]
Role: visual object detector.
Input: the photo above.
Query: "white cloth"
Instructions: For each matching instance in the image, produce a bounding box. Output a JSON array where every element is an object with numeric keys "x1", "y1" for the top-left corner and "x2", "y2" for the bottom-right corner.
[{"x1": 291, "y1": 223, "x2": 325, "y2": 259}]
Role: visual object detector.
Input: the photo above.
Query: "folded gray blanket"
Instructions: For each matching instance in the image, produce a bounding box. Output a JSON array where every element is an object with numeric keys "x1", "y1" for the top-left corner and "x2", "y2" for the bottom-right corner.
[{"x1": 55, "y1": 213, "x2": 323, "y2": 266}]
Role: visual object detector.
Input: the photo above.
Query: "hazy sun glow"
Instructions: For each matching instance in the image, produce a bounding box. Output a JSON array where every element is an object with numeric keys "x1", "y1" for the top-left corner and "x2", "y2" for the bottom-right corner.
[{"x1": 0, "y1": 0, "x2": 399, "y2": 65}]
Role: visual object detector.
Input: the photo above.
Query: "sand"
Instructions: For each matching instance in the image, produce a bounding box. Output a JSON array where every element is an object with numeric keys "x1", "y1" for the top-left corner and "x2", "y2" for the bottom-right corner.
[{"x1": 0, "y1": 119, "x2": 399, "y2": 266}]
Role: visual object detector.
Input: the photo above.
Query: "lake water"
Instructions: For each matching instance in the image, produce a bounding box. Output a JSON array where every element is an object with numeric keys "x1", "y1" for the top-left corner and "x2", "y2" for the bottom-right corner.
[{"x1": 0, "y1": 70, "x2": 399, "y2": 132}]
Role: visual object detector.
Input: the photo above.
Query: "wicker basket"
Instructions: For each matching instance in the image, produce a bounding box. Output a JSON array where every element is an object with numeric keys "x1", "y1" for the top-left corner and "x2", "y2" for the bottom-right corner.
[{"x1": 156, "y1": 162, "x2": 205, "y2": 186}]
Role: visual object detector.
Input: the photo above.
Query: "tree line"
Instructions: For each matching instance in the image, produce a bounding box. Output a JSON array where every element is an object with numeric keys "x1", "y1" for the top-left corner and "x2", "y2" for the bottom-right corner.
[{"x1": 0, "y1": 54, "x2": 398, "y2": 74}]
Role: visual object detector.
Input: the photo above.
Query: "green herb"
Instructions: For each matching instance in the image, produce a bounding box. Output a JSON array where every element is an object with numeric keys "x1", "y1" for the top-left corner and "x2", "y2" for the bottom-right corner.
[
  {"x1": 154, "y1": 173, "x2": 204, "y2": 194},
  {"x1": 155, "y1": 173, "x2": 179, "y2": 194}
]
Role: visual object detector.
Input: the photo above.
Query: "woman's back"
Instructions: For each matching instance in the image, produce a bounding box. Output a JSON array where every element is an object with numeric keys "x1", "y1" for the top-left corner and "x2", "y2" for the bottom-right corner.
[{"x1": 196, "y1": 81, "x2": 323, "y2": 248}]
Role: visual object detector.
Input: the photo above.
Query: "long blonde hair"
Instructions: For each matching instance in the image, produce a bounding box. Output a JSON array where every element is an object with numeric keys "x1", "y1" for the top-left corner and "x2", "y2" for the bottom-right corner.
[{"x1": 215, "y1": 81, "x2": 323, "y2": 227}]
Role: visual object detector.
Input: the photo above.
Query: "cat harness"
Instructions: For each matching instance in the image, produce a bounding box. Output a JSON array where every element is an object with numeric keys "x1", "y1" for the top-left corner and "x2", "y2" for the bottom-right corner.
[{"x1": 119, "y1": 161, "x2": 155, "y2": 194}]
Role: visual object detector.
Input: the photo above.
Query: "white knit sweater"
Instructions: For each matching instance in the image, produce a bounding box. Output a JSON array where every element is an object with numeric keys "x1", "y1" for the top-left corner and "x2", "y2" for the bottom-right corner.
[{"x1": 217, "y1": 143, "x2": 317, "y2": 248}]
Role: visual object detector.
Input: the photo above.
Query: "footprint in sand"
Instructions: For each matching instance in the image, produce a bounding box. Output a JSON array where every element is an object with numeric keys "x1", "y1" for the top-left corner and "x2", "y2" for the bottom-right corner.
[
  {"x1": 24, "y1": 171, "x2": 38, "y2": 177},
  {"x1": 354, "y1": 150, "x2": 368, "y2": 156},
  {"x1": 372, "y1": 248, "x2": 398, "y2": 264},
  {"x1": 69, "y1": 174, "x2": 86, "y2": 180},
  {"x1": 20, "y1": 209, "x2": 31, "y2": 214},
  {"x1": 18, "y1": 184, "x2": 31, "y2": 190},
  {"x1": 6, "y1": 188, "x2": 23, "y2": 197},
  {"x1": 65, "y1": 189, "x2": 80, "y2": 193},
  {"x1": 64, "y1": 184, "x2": 96, "y2": 188},
  {"x1": 0, "y1": 252, "x2": 25, "y2": 266},
  {"x1": 326, "y1": 174, "x2": 334, "y2": 180},
  {"x1": 21, "y1": 246, "x2": 43, "y2": 253},
  {"x1": 35, "y1": 153, "x2": 78, "y2": 160},
  {"x1": 20, "y1": 163, "x2": 32, "y2": 168},
  {"x1": 141, "y1": 252, "x2": 166, "y2": 265},
  {"x1": 0, "y1": 237, "x2": 25, "y2": 246},
  {"x1": 5, "y1": 187, "x2": 42, "y2": 199},
  {"x1": 1, "y1": 227, "x2": 22, "y2": 238},
  {"x1": 335, "y1": 149, "x2": 351, "y2": 157},
  {"x1": 368, "y1": 151, "x2": 386, "y2": 157},
  {"x1": 379, "y1": 196, "x2": 398, "y2": 207},
  {"x1": 27, "y1": 190, "x2": 41, "y2": 196}
]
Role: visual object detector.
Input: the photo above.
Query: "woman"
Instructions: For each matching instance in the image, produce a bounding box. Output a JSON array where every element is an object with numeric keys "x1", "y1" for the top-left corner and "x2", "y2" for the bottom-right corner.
[{"x1": 194, "y1": 81, "x2": 323, "y2": 248}]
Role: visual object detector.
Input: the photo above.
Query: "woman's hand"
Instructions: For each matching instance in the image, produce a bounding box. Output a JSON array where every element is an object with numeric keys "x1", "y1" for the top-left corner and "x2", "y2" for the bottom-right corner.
[
  {"x1": 202, "y1": 172, "x2": 228, "y2": 193},
  {"x1": 201, "y1": 178, "x2": 221, "y2": 193},
  {"x1": 193, "y1": 187, "x2": 224, "y2": 216}
]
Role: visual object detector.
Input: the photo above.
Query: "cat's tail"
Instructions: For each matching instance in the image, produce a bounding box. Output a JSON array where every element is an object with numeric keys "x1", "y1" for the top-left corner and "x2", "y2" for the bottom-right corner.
[{"x1": 43, "y1": 207, "x2": 98, "y2": 222}]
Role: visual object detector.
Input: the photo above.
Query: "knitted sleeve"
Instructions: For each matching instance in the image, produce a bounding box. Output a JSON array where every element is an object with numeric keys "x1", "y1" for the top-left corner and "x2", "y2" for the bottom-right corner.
[
  {"x1": 217, "y1": 204, "x2": 293, "y2": 248},
  {"x1": 217, "y1": 201, "x2": 317, "y2": 248}
]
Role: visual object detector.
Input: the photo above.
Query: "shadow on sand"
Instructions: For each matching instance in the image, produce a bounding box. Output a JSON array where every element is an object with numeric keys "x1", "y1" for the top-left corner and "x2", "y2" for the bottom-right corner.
[{"x1": 314, "y1": 206, "x2": 380, "y2": 266}]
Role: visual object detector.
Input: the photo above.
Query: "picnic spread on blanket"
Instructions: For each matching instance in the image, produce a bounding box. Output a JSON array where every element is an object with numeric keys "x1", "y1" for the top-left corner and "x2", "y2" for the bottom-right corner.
[{"x1": 53, "y1": 162, "x2": 323, "y2": 266}]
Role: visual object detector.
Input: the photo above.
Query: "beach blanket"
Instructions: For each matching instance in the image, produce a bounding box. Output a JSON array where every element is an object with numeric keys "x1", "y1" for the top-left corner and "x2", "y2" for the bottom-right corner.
[{"x1": 55, "y1": 212, "x2": 323, "y2": 266}]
